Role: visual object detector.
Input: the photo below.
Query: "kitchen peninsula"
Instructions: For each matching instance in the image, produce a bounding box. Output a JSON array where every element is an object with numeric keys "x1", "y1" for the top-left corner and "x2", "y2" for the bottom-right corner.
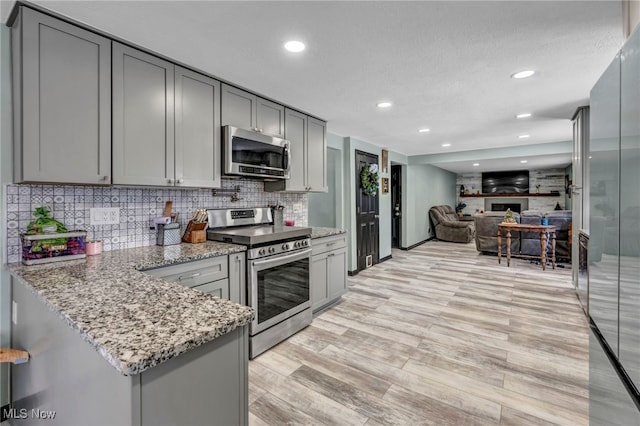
[{"x1": 8, "y1": 242, "x2": 253, "y2": 425}]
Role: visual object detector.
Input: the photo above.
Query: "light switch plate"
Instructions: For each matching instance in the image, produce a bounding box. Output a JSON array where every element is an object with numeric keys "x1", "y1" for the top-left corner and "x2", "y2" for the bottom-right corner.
[
  {"x1": 90, "y1": 207, "x2": 120, "y2": 225},
  {"x1": 12, "y1": 300, "x2": 17, "y2": 325}
]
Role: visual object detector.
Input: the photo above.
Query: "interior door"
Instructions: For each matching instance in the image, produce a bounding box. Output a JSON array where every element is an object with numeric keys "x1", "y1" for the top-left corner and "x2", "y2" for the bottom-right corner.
[
  {"x1": 391, "y1": 165, "x2": 402, "y2": 248},
  {"x1": 355, "y1": 150, "x2": 379, "y2": 271}
]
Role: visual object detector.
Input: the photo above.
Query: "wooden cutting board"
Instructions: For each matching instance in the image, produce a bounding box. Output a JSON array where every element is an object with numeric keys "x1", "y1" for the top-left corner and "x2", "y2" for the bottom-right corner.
[{"x1": 163, "y1": 201, "x2": 172, "y2": 217}]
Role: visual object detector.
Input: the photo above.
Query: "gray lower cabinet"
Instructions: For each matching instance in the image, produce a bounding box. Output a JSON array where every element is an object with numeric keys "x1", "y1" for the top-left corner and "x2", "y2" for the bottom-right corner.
[
  {"x1": 144, "y1": 253, "x2": 245, "y2": 304},
  {"x1": 265, "y1": 109, "x2": 328, "y2": 193},
  {"x1": 12, "y1": 6, "x2": 111, "y2": 184},
  {"x1": 311, "y1": 234, "x2": 348, "y2": 312},
  {"x1": 113, "y1": 43, "x2": 221, "y2": 188},
  {"x1": 11, "y1": 279, "x2": 248, "y2": 426},
  {"x1": 221, "y1": 83, "x2": 285, "y2": 137}
]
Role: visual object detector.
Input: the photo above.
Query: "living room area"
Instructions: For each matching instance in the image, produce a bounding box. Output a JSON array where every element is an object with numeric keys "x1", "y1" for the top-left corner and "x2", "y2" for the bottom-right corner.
[{"x1": 428, "y1": 167, "x2": 573, "y2": 266}]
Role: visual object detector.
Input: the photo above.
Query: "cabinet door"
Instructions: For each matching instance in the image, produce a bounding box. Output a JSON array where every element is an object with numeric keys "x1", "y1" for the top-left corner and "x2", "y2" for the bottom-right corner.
[
  {"x1": 175, "y1": 67, "x2": 221, "y2": 188},
  {"x1": 310, "y1": 253, "x2": 329, "y2": 312},
  {"x1": 619, "y1": 27, "x2": 640, "y2": 387},
  {"x1": 193, "y1": 278, "x2": 230, "y2": 300},
  {"x1": 113, "y1": 43, "x2": 175, "y2": 186},
  {"x1": 589, "y1": 53, "x2": 621, "y2": 355},
  {"x1": 257, "y1": 98, "x2": 285, "y2": 137},
  {"x1": 328, "y1": 247, "x2": 347, "y2": 298},
  {"x1": 284, "y1": 109, "x2": 307, "y2": 191},
  {"x1": 306, "y1": 117, "x2": 328, "y2": 192},
  {"x1": 17, "y1": 8, "x2": 111, "y2": 184},
  {"x1": 221, "y1": 84, "x2": 257, "y2": 130},
  {"x1": 228, "y1": 253, "x2": 246, "y2": 305}
]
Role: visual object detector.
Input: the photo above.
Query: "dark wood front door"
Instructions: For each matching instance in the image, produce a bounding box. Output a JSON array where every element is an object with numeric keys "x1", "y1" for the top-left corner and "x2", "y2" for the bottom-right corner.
[
  {"x1": 391, "y1": 164, "x2": 402, "y2": 248},
  {"x1": 355, "y1": 150, "x2": 379, "y2": 271}
]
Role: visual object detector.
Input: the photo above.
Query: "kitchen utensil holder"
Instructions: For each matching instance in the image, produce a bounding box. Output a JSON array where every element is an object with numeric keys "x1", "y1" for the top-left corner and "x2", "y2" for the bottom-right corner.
[
  {"x1": 157, "y1": 223, "x2": 181, "y2": 246},
  {"x1": 182, "y1": 221, "x2": 207, "y2": 243},
  {"x1": 272, "y1": 208, "x2": 284, "y2": 227}
]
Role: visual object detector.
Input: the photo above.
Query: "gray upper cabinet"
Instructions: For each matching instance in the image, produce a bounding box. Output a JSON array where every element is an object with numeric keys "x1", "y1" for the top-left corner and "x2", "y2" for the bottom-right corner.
[
  {"x1": 221, "y1": 84, "x2": 284, "y2": 137},
  {"x1": 264, "y1": 109, "x2": 328, "y2": 193},
  {"x1": 12, "y1": 7, "x2": 111, "y2": 184},
  {"x1": 175, "y1": 66, "x2": 221, "y2": 188},
  {"x1": 113, "y1": 45, "x2": 221, "y2": 188},
  {"x1": 307, "y1": 117, "x2": 328, "y2": 192},
  {"x1": 266, "y1": 109, "x2": 307, "y2": 192},
  {"x1": 113, "y1": 43, "x2": 175, "y2": 186},
  {"x1": 257, "y1": 98, "x2": 285, "y2": 138}
]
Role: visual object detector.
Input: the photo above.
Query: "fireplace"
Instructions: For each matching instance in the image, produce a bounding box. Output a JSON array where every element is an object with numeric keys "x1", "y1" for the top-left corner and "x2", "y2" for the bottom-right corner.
[
  {"x1": 491, "y1": 203, "x2": 522, "y2": 213},
  {"x1": 484, "y1": 198, "x2": 528, "y2": 213}
]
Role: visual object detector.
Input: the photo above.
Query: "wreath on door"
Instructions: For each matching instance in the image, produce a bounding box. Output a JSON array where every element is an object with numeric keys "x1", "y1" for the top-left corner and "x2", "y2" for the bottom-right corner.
[{"x1": 361, "y1": 164, "x2": 380, "y2": 196}]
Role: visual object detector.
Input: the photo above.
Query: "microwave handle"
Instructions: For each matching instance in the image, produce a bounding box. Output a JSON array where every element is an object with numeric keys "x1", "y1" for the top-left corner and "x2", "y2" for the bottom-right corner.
[{"x1": 283, "y1": 145, "x2": 290, "y2": 171}]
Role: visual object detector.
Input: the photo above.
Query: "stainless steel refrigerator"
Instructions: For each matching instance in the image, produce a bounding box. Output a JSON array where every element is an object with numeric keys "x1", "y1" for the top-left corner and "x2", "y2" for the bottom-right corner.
[{"x1": 588, "y1": 23, "x2": 640, "y2": 425}]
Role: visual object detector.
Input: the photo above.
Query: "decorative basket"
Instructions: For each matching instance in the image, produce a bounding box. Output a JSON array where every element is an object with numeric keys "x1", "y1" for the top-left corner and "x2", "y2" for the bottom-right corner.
[{"x1": 22, "y1": 231, "x2": 87, "y2": 265}]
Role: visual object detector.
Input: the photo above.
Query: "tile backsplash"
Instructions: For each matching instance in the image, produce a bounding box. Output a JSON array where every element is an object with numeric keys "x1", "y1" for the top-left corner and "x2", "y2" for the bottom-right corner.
[{"x1": 5, "y1": 178, "x2": 308, "y2": 264}]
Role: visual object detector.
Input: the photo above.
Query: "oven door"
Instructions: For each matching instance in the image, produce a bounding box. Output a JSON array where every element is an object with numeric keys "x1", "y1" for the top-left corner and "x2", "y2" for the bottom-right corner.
[{"x1": 248, "y1": 247, "x2": 311, "y2": 335}]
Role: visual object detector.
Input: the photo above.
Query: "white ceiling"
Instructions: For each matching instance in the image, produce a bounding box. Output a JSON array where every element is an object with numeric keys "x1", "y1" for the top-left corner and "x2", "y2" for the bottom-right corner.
[{"x1": 12, "y1": 1, "x2": 625, "y2": 172}]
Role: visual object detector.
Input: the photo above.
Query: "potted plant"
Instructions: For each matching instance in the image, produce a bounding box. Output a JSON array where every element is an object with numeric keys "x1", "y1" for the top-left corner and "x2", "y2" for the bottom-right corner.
[{"x1": 502, "y1": 208, "x2": 517, "y2": 223}]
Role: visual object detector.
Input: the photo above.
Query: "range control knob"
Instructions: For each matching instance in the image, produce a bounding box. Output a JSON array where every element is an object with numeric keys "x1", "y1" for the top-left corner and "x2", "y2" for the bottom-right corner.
[
  {"x1": 282, "y1": 244, "x2": 290, "y2": 250},
  {"x1": 268, "y1": 247, "x2": 276, "y2": 254},
  {"x1": 303, "y1": 240, "x2": 308, "y2": 246},
  {"x1": 294, "y1": 241, "x2": 300, "y2": 248},
  {"x1": 258, "y1": 248, "x2": 266, "y2": 256}
]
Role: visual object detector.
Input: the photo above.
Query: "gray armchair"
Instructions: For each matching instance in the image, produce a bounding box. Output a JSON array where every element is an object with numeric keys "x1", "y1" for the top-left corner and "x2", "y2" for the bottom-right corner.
[{"x1": 429, "y1": 205, "x2": 475, "y2": 243}]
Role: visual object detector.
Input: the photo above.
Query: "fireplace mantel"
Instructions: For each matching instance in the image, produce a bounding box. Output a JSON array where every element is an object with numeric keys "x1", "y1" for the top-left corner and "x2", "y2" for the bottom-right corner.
[{"x1": 460, "y1": 193, "x2": 561, "y2": 198}]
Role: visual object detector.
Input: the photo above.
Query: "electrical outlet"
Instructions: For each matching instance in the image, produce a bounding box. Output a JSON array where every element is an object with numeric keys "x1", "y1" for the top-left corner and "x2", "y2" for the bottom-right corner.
[
  {"x1": 90, "y1": 207, "x2": 120, "y2": 225},
  {"x1": 12, "y1": 300, "x2": 17, "y2": 325}
]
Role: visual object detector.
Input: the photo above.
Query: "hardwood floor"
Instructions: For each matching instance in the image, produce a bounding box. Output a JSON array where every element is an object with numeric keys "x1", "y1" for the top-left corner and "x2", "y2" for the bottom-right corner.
[{"x1": 248, "y1": 240, "x2": 589, "y2": 425}]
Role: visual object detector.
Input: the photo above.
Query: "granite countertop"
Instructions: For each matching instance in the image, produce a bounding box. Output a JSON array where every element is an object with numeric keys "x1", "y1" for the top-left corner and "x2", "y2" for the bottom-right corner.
[
  {"x1": 8, "y1": 241, "x2": 253, "y2": 376},
  {"x1": 310, "y1": 227, "x2": 347, "y2": 239}
]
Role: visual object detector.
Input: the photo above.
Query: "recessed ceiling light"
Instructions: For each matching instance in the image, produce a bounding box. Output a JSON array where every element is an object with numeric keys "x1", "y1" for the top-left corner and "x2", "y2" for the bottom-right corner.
[
  {"x1": 473, "y1": 163, "x2": 480, "y2": 167},
  {"x1": 518, "y1": 134, "x2": 530, "y2": 139},
  {"x1": 511, "y1": 70, "x2": 536, "y2": 79},
  {"x1": 441, "y1": 143, "x2": 451, "y2": 147},
  {"x1": 377, "y1": 101, "x2": 392, "y2": 108},
  {"x1": 516, "y1": 113, "x2": 532, "y2": 118},
  {"x1": 520, "y1": 160, "x2": 528, "y2": 164},
  {"x1": 418, "y1": 128, "x2": 430, "y2": 133},
  {"x1": 284, "y1": 40, "x2": 305, "y2": 53}
]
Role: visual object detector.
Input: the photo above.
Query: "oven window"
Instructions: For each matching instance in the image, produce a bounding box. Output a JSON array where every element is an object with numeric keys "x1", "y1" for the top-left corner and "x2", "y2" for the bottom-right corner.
[
  {"x1": 232, "y1": 136, "x2": 286, "y2": 169},
  {"x1": 258, "y1": 258, "x2": 309, "y2": 324}
]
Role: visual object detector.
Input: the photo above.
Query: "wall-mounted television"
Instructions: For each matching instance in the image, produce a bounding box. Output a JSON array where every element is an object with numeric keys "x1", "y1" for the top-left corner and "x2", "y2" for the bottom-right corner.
[{"x1": 481, "y1": 170, "x2": 530, "y2": 194}]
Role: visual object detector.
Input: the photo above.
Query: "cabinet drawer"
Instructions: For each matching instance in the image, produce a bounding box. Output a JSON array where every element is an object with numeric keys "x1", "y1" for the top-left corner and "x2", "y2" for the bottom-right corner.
[
  {"x1": 312, "y1": 234, "x2": 347, "y2": 255},
  {"x1": 192, "y1": 278, "x2": 229, "y2": 300},
  {"x1": 145, "y1": 256, "x2": 228, "y2": 287}
]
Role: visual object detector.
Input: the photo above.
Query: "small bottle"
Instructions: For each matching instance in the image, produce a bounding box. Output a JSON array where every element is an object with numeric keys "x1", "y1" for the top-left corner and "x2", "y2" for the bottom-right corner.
[{"x1": 459, "y1": 184, "x2": 465, "y2": 196}]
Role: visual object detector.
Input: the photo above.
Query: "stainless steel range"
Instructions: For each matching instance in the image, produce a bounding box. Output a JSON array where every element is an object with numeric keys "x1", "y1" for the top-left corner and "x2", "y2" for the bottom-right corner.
[{"x1": 207, "y1": 208, "x2": 312, "y2": 358}]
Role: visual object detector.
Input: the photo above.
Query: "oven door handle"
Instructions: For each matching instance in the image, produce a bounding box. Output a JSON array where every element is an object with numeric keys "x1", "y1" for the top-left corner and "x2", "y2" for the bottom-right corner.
[{"x1": 251, "y1": 248, "x2": 312, "y2": 269}]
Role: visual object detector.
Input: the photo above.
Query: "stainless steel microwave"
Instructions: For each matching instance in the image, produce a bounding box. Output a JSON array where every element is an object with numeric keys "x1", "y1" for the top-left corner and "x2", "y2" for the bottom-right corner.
[{"x1": 223, "y1": 126, "x2": 290, "y2": 179}]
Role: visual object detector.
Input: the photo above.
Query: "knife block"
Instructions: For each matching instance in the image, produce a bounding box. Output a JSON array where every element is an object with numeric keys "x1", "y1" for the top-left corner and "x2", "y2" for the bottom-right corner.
[{"x1": 182, "y1": 221, "x2": 207, "y2": 243}]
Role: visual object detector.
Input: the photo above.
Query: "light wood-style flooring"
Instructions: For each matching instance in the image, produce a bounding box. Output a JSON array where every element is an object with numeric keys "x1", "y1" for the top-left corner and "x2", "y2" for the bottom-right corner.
[{"x1": 249, "y1": 240, "x2": 589, "y2": 425}]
